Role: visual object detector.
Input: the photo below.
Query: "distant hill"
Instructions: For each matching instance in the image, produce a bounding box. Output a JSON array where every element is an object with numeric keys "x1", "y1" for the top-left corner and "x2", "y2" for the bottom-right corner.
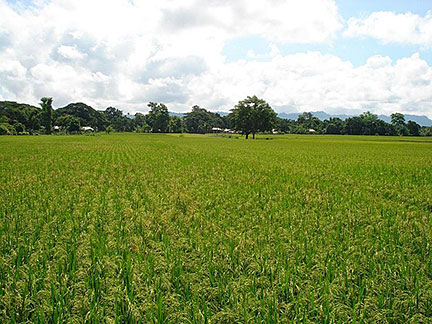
[
  {"x1": 0, "y1": 101, "x2": 39, "y2": 112},
  {"x1": 0, "y1": 101, "x2": 41, "y2": 130},
  {"x1": 376, "y1": 114, "x2": 432, "y2": 126},
  {"x1": 55, "y1": 102, "x2": 107, "y2": 130},
  {"x1": 278, "y1": 111, "x2": 432, "y2": 126}
]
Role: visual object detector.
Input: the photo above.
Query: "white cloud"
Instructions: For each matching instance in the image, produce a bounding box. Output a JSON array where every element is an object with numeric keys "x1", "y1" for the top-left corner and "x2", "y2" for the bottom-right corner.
[
  {"x1": 0, "y1": 60, "x2": 27, "y2": 78},
  {"x1": 236, "y1": 0, "x2": 342, "y2": 43},
  {"x1": 345, "y1": 11, "x2": 432, "y2": 47},
  {"x1": 185, "y1": 52, "x2": 432, "y2": 117},
  {"x1": 0, "y1": 0, "x2": 342, "y2": 109},
  {"x1": 57, "y1": 45, "x2": 86, "y2": 60},
  {"x1": 159, "y1": 0, "x2": 342, "y2": 44},
  {"x1": 0, "y1": 0, "x2": 432, "y2": 118}
]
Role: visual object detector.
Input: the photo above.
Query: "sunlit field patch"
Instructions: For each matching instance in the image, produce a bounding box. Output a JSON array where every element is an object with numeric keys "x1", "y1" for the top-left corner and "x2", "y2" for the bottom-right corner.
[{"x1": 1, "y1": 133, "x2": 432, "y2": 322}]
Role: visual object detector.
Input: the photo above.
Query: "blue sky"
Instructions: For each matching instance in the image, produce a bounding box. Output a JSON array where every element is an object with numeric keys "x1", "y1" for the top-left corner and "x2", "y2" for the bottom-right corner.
[
  {"x1": 1, "y1": 0, "x2": 432, "y2": 117},
  {"x1": 338, "y1": 0, "x2": 432, "y2": 65},
  {"x1": 337, "y1": 0, "x2": 430, "y2": 16},
  {"x1": 223, "y1": 36, "x2": 432, "y2": 67},
  {"x1": 223, "y1": 0, "x2": 432, "y2": 66}
]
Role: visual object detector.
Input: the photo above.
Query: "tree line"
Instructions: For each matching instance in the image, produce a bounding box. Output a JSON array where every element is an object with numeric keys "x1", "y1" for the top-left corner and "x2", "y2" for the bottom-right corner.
[
  {"x1": 276, "y1": 111, "x2": 431, "y2": 136},
  {"x1": 1, "y1": 96, "x2": 431, "y2": 137}
]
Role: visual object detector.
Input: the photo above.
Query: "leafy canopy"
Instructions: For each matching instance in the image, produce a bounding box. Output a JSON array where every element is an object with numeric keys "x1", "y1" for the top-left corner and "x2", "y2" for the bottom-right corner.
[
  {"x1": 229, "y1": 96, "x2": 276, "y2": 139},
  {"x1": 183, "y1": 105, "x2": 225, "y2": 134},
  {"x1": 147, "y1": 102, "x2": 169, "y2": 133},
  {"x1": 40, "y1": 97, "x2": 53, "y2": 134}
]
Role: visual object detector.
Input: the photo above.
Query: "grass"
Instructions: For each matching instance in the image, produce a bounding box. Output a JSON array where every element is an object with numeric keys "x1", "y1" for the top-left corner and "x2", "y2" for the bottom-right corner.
[{"x1": 1, "y1": 133, "x2": 432, "y2": 323}]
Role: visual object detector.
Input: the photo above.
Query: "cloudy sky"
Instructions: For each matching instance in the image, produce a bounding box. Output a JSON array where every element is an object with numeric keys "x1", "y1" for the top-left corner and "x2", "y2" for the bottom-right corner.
[{"x1": 1, "y1": 0, "x2": 432, "y2": 117}]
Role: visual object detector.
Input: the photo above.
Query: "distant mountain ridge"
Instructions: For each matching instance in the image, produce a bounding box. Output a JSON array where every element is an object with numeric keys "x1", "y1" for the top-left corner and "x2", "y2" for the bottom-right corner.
[{"x1": 169, "y1": 112, "x2": 185, "y2": 118}]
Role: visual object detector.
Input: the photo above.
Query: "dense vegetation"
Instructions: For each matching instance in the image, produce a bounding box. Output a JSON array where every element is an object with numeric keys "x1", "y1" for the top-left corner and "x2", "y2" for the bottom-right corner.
[
  {"x1": 230, "y1": 96, "x2": 277, "y2": 139},
  {"x1": 1, "y1": 134, "x2": 431, "y2": 322},
  {"x1": 1, "y1": 98, "x2": 431, "y2": 137}
]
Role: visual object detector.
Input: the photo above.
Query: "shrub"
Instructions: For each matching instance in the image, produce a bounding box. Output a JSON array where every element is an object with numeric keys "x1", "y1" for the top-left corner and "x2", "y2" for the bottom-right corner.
[{"x1": 0, "y1": 123, "x2": 14, "y2": 135}]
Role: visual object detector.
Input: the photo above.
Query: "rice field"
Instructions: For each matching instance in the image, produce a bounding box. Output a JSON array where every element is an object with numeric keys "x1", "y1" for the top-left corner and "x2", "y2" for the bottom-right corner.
[{"x1": 1, "y1": 133, "x2": 432, "y2": 323}]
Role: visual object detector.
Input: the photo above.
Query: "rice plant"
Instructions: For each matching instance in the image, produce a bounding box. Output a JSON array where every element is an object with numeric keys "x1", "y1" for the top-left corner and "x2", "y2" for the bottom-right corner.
[{"x1": 0, "y1": 133, "x2": 431, "y2": 322}]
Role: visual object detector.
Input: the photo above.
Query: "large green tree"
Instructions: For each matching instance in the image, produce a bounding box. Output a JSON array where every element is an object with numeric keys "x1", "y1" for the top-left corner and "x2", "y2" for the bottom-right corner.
[
  {"x1": 407, "y1": 120, "x2": 421, "y2": 136},
  {"x1": 183, "y1": 106, "x2": 225, "y2": 134},
  {"x1": 56, "y1": 114, "x2": 81, "y2": 133},
  {"x1": 229, "y1": 96, "x2": 276, "y2": 139},
  {"x1": 296, "y1": 112, "x2": 321, "y2": 132},
  {"x1": 343, "y1": 116, "x2": 364, "y2": 135},
  {"x1": 359, "y1": 111, "x2": 379, "y2": 135},
  {"x1": 391, "y1": 113, "x2": 408, "y2": 136},
  {"x1": 134, "y1": 113, "x2": 147, "y2": 128},
  {"x1": 391, "y1": 113, "x2": 405, "y2": 126},
  {"x1": 324, "y1": 117, "x2": 344, "y2": 135},
  {"x1": 134, "y1": 113, "x2": 151, "y2": 133},
  {"x1": 40, "y1": 97, "x2": 53, "y2": 134},
  {"x1": 147, "y1": 102, "x2": 169, "y2": 133},
  {"x1": 275, "y1": 117, "x2": 294, "y2": 134},
  {"x1": 168, "y1": 116, "x2": 183, "y2": 133},
  {"x1": 104, "y1": 107, "x2": 134, "y2": 132}
]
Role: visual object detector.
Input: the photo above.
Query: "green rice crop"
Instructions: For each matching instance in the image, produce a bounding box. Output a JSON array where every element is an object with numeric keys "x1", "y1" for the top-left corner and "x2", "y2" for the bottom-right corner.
[{"x1": 1, "y1": 133, "x2": 432, "y2": 323}]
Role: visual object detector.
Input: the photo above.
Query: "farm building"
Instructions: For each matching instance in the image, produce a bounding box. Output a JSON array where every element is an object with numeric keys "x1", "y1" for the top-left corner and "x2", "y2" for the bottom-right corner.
[{"x1": 82, "y1": 126, "x2": 94, "y2": 132}]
